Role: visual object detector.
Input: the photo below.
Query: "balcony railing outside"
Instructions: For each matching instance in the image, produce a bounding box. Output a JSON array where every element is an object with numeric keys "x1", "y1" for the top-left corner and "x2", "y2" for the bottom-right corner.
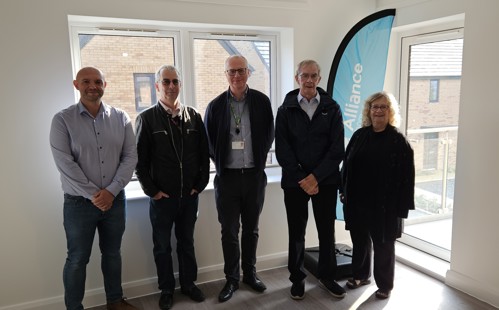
[{"x1": 403, "y1": 126, "x2": 458, "y2": 253}]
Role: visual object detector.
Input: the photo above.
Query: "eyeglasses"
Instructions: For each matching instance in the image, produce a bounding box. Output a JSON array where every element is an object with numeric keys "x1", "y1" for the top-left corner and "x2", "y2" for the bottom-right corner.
[
  {"x1": 298, "y1": 73, "x2": 319, "y2": 81},
  {"x1": 226, "y1": 68, "x2": 247, "y2": 76},
  {"x1": 160, "y1": 79, "x2": 180, "y2": 86},
  {"x1": 370, "y1": 105, "x2": 389, "y2": 111}
]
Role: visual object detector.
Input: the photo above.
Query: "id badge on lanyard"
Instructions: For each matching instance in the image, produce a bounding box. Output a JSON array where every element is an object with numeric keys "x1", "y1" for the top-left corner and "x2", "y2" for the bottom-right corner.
[{"x1": 232, "y1": 141, "x2": 245, "y2": 150}]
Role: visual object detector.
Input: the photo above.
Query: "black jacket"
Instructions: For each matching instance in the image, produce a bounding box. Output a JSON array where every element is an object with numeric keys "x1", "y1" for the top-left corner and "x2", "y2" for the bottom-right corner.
[
  {"x1": 341, "y1": 125, "x2": 415, "y2": 241},
  {"x1": 275, "y1": 87, "x2": 345, "y2": 189},
  {"x1": 204, "y1": 87, "x2": 274, "y2": 175},
  {"x1": 135, "y1": 103, "x2": 210, "y2": 198}
]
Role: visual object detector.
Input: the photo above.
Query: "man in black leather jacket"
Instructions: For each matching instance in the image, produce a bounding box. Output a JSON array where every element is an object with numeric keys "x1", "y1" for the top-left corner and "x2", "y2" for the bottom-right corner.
[{"x1": 135, "y1": 65, "x2": 210, "y2": 310}]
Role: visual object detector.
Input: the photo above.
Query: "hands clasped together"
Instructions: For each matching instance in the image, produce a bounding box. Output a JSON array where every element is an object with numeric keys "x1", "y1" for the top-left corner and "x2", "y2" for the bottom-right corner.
[
  {"x1": 298, "y1": 174, "x2": 319, "y2": 195},
  {"x1": 91, "y1": 189, "x2": 115, "y2": 211}
]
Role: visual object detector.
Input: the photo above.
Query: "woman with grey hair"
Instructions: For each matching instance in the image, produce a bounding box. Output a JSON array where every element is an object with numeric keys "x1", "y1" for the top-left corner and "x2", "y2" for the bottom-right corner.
[{"x1": 340, "y1": 91, "x2": 415, "y2": 299}]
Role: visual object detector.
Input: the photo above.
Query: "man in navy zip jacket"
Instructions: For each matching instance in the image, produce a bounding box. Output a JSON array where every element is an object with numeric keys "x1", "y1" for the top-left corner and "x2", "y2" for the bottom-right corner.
[
  {"x1": 275, "y1": 59, "x2": 346, "y2": 300},
  {"x1": 204, "y1": 55, "x2": 274, "y2": 302}
]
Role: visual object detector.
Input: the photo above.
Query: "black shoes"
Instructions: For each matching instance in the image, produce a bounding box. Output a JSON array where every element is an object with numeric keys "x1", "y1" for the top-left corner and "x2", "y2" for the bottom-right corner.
[
  {"x1": 160, "y1": 285, "x2": 205, "y2": 309},
  {"x1": 242, "y1": 275, "x2": 267, "y2": 292},
  {"x1": 218, "y1": 280, "x2": 239, "y2": 302},
  {"x1": 319, "y1": 279, "x2": 346, "y2": 298},
  {"x1": 181, "y1": 285, "x2": 206, "y2": 302},
  {"x1": 290, "y1": 280, "x2": 305, "y2": 300},
  {"x1": 218, "y1": 275, "x2": 266, "y2": 302},
  {"x1": 158, "y1": 291, "x2": 173, "y2": 310}
]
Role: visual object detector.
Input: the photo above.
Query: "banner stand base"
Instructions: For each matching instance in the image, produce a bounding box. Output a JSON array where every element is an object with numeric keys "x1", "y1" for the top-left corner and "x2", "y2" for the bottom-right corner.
[{"x1": 304, "y1": 244, "x2": 353, "y2": 280}]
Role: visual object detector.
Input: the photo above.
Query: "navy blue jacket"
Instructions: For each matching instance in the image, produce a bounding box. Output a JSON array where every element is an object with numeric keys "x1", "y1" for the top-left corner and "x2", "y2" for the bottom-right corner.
[
  {"x1": 275, "y1": 87, "x2": 345, "y2": 189},
  {"x1": 204, "y1": 87, "x2": 274, "y2": 175}
]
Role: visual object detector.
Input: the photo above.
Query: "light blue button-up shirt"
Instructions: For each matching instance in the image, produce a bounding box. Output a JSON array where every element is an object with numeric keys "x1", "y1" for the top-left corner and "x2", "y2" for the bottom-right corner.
[
  {"x1": 298, "y1": 92, "x2": 320, "y2": 120},
  {"x1": 226, "y1": 89, "x2": 255, "y2": 169},
  {"x1": 50, "y1": 101, "x2": 137, "y2": 199}
]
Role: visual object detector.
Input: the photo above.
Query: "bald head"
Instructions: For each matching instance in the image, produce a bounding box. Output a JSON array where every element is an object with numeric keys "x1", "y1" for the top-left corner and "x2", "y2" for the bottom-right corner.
[
  {"x1": 76, "y1": 67, "x2": 105, "y2": 81},
  {"x1": 73, "y1": 66, "x2": 107, "y2": 107}
]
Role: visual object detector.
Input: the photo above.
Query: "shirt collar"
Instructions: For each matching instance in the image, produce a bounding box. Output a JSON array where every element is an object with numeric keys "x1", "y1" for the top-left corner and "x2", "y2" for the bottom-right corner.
[
  {"x1": 159, "y1": 100, "x2": 182, "y2": 117},
  {"x1": 77, "y1": 100, "x2": 109, "y2": 116},
  {"x1": 297, "y1": 91, "x2": 320, "y2": 104},
  {"x1": 229, "y1": 86, "x2": 249, "y2": 102}
]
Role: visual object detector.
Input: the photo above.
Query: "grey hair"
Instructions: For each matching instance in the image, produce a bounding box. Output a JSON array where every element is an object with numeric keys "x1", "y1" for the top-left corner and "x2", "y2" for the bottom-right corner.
[
  {"x1": 295, "y1": 60, "x2": 321, "y2": 77},
  {"x1": 155, "y1": 65, "x2": 182, "y2": 82},
  {"x1": 224, "y1": 55, "x2": 249, "y2": 70}
]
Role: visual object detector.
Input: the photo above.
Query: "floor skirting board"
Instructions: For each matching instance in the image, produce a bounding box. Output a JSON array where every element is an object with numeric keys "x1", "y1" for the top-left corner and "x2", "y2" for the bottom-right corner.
[
  {"x1": 445, "y1": 269, "x2": 499, "y2": 308},
  {"x1": 0, "y1": 252, "x2": 288, "y2": 310}
]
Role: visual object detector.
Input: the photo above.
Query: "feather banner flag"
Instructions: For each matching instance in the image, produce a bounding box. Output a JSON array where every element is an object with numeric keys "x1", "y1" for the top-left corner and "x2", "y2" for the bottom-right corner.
[{"x1": 327, "y1": 9, "x2": 396, "y2": 220}]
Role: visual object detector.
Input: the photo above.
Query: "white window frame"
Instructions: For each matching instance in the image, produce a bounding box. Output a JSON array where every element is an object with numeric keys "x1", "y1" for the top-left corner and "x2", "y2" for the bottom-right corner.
[
  {"x1": 187, "y1": 31, "x2": 278, "y2": 114},
  {"x1": 397, "y1": 27, "x2": 464, "y2": 262},
  {"x1": 398, "y1": 26, "x2": 464, "y2": 133},
  {"x1": 67, "y1": 15, "x2": 292, "y2": 195},
  {"x1": 68, "y1": 15, "x2": 291, "y2": 115}
]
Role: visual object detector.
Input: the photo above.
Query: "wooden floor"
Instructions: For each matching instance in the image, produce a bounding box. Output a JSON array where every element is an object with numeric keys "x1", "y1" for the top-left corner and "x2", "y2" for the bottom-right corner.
[{"x1": 88, "y1": 263, "x2": 496, "y2": 310}]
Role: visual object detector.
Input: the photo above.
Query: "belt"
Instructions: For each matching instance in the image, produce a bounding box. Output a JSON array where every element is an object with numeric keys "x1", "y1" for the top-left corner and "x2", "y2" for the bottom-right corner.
[{"x1": 224, "y1": 167, "x2": 257, "y2": 174}]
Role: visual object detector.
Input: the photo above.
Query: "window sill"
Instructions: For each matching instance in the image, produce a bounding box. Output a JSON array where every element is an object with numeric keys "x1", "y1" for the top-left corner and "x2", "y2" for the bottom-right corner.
[
  {"x1": 125, "y1": 166, "x2": 283, "y2": 201},
  {"x1": 395, "y1": 242, "x2": 450, "y2": 282}
]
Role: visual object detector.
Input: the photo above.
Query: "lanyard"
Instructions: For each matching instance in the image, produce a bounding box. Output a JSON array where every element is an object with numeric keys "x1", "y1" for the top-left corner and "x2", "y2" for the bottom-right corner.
[{"x1": 229, "y1": 102, "x2": 243, "y2": 135}]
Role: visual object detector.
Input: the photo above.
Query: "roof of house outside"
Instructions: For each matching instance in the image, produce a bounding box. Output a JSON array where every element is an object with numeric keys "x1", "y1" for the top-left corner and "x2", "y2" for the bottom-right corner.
[{"x1": 410, "y1": 38, "x2": 463, "y2": 77}]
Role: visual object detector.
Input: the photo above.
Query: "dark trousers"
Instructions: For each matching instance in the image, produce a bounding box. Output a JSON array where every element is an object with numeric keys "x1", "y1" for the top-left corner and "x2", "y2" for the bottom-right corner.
[
  {"x1": 149, "y1": 194, "x2": 199, "y2": 293},
  {"x1": 283, "y1": 185, "x2": 338, "y2": 284},
  {"x1": 349, "y1": 226, "x2": 395, "y2": 292},
  {"x1": 214, "y1": 168, "x2": 267, "y2": 281}
]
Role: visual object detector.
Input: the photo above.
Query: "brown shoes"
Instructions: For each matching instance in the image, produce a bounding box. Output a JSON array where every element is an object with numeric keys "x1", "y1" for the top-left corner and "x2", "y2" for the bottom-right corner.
[
  {"x1": 107, "y1": 298, "x2": 138, "y2": 310},
  {"x1": 375, "y1": 289, "x2": 391, "y2": 299},
  {"x1": 346, "y1": 278, "x2": 371, "y2": 289}
]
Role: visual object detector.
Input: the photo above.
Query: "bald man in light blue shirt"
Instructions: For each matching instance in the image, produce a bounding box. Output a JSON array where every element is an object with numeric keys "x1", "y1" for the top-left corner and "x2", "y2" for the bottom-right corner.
[{"x1": 50, "y1": 67, "x2": 138, "y2": 310}]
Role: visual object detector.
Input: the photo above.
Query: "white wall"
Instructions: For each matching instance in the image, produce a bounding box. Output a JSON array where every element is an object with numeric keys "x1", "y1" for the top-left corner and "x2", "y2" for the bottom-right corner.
[
  {"x1": 2, "y1": 0, "x2": 498, "y2": 308},
  {"x1": 0, "y1": 0, "x2": 373, "y2": 309},
  {"x1": 379, "y1": 0, "x2": 499, "y2": 307}
]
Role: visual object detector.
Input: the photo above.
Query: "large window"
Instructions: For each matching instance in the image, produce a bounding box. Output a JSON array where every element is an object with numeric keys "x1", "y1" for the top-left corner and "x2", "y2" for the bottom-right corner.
[
  {"x1": 70, "y1": 30, "x2": 176, "y2": 128},
  {"x1": 69, "y1": 16, "x2": 282, "y2": 167},
  {"x1": 398, "y1": 29, "x2": 463, "y2": 261},
  {"x1": 191, "y1": 34, "x2": 272, "y2": 117}
]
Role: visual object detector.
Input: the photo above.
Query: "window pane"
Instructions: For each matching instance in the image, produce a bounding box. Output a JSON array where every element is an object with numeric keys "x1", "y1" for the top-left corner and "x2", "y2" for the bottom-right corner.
[
  {"x1": 403, "y1": 37, "x2": 463, "y2": 256},
  {"x1": 73, "y1": 26, "x2": 279, "y2": 171},
  {"x1": 134, "y1": 73, "x2": 157, "y2": 111},
  {"x1": 78, "y1": 34, "x2": 175, "y2": 127},
  {"x1": 429, "y1": 79, "x2": 439, "y2": 102},
  {"x1": 192, "y1": 38, "x2": 271, "y2": 118}
]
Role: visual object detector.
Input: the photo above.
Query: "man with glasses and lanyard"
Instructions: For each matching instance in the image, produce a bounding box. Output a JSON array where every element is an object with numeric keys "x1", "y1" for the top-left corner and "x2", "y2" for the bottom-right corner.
[
  {"x1": 204, "y1": 55, "x2": 274, "y2": 303},
  {"x1": 135, "y1": 65, "x2": 210, "y2": 310}
]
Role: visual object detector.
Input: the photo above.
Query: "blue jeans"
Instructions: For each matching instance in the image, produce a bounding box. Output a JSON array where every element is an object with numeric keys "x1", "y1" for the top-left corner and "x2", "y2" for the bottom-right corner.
[
  {"x1": 150, "y1": 194, "x2": 199, "y2": 293},
  {"x1": 63, "y1": 191, "x2": 126, "y2": 310}
]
